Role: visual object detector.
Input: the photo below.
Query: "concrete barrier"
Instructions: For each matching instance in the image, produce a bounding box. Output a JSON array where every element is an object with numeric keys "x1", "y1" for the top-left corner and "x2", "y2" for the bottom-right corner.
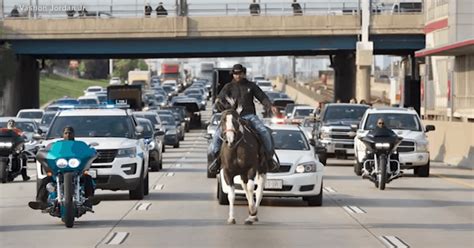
[
  {"x1": 274, "y1": 78, "x2": 474, "y2": 169},
  {"x1": 424, "y1": 120, "x2": 474, "y2": 169}
]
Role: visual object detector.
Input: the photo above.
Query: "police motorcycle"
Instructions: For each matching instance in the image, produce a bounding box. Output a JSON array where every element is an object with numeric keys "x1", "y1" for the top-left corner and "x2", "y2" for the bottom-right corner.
[
  {"x1": 359, "y1": 128, "x2": 403, "y2": 190},
  {"x1": 36, "y1": 140, "x2": 98, "y2": 228},
  {"x1": 0, "y1": 128, "x2": 33, "y2": 183}
]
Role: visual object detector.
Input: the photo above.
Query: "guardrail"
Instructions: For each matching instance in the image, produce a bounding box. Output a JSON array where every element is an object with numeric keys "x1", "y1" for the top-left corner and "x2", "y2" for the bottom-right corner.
[{"x1": 0, "y1": 1, "x2": 423, "y2": 20}]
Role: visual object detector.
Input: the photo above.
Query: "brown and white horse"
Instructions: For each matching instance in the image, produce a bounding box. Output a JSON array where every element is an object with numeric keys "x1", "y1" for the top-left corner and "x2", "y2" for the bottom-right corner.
[{"x1": 219, "y1": 106, "x2": 267, "y2": 225}]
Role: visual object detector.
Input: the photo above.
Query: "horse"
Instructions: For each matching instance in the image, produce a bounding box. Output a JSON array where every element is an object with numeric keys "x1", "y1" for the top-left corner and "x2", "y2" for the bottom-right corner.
[{"x1": 219, "y1": 106, "x2": 267, "y2": 225}]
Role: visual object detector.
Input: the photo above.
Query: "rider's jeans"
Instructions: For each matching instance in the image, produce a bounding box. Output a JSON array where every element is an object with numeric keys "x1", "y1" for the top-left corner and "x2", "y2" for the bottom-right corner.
[{"x1": 210, "y1": 114, "x2": 273, "y2": 157}]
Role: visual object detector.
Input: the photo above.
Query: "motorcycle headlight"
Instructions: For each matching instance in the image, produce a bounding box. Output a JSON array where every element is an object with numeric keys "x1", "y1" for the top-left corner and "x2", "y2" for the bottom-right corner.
[
  {"x1": 295, "y1": 162, "x2": 317, "y2": 173},
  {"x1": 416, "y1": 142, "x2": 428, "y2": 152},
  {"x1": 68, "y1": 158, "x2": 80, "y2": 168},
  {"x1": 0, "y1": 142, "x2": 13, "y2": 148},
  {"x1": 56, "y1": 158, "x2": 68, "y2": 168},
  {"x1": 117, "y1": 147, "x2": 136, "y2": 158},
  {"x1": 185, "y1": 117, "x2": 190, "y2": 121},
  {"x1": 375, "y1": 143, "x2": 390, "y2": 149}
]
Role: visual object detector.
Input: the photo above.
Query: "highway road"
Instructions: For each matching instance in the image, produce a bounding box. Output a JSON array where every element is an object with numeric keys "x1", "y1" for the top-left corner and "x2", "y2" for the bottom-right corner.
[{"x1": 1, "y1": 108, "x2": 473, "y2": 248}]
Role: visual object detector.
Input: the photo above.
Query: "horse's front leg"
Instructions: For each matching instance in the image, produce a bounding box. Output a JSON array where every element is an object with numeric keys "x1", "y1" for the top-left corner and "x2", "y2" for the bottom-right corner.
[
  {"x1": 255, "y1": 172, "x2": 266, "y2": 209},
  {"x1": 244, "y1": 179, "x2": 258, "y2": 225},
  {"x1": 227, "y1": 184, "x2": 236, "y2": 224}
]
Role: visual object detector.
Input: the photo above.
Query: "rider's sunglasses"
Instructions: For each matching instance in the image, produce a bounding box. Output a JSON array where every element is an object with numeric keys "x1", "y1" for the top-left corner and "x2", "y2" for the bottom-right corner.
[
  {"x1": 232, "y1": 71, "x2": 243, "y2": 75},
  {"x1": 377, "y1": 122, "x2": 384, "y2": 125}
]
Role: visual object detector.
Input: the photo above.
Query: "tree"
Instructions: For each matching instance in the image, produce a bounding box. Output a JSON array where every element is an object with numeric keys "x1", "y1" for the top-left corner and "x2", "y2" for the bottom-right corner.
[
  {"x1": 113, "y1": 59, "x2": 148, "y2": 81},
  {"x1": 79, "y1": 59, "x2": 109, "y2": 79}
]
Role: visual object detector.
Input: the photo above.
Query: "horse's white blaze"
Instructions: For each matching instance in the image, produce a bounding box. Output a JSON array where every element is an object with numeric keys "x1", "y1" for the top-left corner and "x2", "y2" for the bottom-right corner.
[{"x1": 225, "y1": 114, "x2": 235, "y2": 145}]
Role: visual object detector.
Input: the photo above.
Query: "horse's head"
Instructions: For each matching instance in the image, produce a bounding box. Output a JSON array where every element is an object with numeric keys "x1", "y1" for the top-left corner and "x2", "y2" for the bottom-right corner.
[{"x1": 220, "y1": 108, "x2": 244, "y2": 147}]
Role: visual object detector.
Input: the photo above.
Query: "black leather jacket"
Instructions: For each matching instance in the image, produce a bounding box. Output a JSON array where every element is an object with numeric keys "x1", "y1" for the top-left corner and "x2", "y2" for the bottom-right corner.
[{"x1": 216, "y1": 78, "x2": 272, "y2": 117}]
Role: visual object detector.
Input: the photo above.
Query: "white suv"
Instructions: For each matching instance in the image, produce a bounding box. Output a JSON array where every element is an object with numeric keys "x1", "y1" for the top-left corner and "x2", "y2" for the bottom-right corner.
[
  {"x1": 37, "y1": 108, "x2": 150, "y2": 199},
  {"x1": 354, "y1": 107, "x2": 435, "y2": 177}
]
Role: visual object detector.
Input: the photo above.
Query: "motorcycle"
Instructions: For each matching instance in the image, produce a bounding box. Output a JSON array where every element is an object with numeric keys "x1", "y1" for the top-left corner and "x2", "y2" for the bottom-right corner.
[
  {"x1": 360, "y1": 129, "x2": 403, "y2": 190},
  {"x1": 36, "y1": 140, "x2": 98, "y2": 228},
  {"x1": 0, "y1": 129, "x2": 33, "y2": 183}
]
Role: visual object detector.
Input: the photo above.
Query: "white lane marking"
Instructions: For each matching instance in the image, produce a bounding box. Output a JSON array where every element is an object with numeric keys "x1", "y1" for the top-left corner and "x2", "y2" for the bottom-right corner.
[
  {"x1": 154, "y1": 184, "x2": 164, "y2": 190},
  {"x1": 323, "y1": 187, "x2": 337, "y2": 193},
  {"x1": 380, "y1": 236, "x2": 410, "y2": 248},
  {"x1": 176, "y1": 164, "x2": 182, "y2": 167},
  {"x1": 343, "y1": 205, "x2": 366, "y2": 214},
  {"x1": 166, "y1": 172, "x2": 175, "y2": 177},
  {"x1": 105, "y1": 232, "x2": 129, "y2": 245},
  {"x1": 136, "y1": 202, "x2": 151, "y2": 211}
]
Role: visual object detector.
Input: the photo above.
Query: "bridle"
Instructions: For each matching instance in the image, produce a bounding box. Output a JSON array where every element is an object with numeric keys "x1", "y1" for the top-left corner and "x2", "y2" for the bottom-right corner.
[{"x1": 220, "y1": 114, "x2": 245, "y2": 149}]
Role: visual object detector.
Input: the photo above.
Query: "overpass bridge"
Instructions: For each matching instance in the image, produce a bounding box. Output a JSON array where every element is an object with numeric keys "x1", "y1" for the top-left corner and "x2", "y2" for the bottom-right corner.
[{"x1": 0, "y1": 3, "x2": 425, "y2": 115}]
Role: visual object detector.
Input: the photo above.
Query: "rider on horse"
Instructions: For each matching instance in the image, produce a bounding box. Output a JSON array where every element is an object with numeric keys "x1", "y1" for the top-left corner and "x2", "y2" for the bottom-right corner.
[{"x1": 209, "y1": 64, "x2": 279, "y2": 172}]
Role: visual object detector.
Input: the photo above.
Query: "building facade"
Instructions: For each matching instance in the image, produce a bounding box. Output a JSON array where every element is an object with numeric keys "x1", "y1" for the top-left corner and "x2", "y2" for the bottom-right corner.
[{"x1": 416, "y1": 0, "x2": 474, "y2": 121}]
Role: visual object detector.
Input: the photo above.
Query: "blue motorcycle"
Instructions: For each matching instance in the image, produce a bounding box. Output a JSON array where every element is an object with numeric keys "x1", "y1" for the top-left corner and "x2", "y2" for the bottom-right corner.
[{"x1": 36, "y1": 140, "x2": 97, "y2": 228}]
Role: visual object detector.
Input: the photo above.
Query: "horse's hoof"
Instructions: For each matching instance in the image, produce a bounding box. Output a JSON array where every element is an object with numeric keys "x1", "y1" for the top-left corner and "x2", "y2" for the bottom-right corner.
[
  {"x1": 227, "y1": 218, "x2": 236, "y2": 225},
  {"x1": 252, "y1": 216, "x2": 259, "y2": 222},
  {"x1": 244, "y1": 219, "x2": 254, "y2": 225}
]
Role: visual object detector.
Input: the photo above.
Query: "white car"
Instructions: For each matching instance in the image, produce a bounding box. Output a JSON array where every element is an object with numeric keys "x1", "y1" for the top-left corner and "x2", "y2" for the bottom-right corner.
[
  {"x1": 16, "y1": 109, "x2": 44, "y2": 124},
  {"x1": 354, "y1": 107, "x2": 435, "y2": 177},
  {"x1": 83, "y1": 86, "x2": 104, "y2": 96},
  {"x1": 162, "y1": 80, "x2": 179, "y2": 94},
  {"x1": 206, "y1": 113, "x2": 221, "y2": 140},
  {"x1": 256, "y1": 80, "x2": 274, "y2": 92},
  {"x1": 109, "y1": 77, "x2": 121, "y2": 85},
  {"x1": 78, "y1": 95, "x2": 99, "y2": 105},
  {"x1": 217, "y1": 125, "x2": 324, "y2": 206},
  {"x1": 37, "y1": 108, "x2": 150, "y2": 199},
  {"x1": 289, "y1": 106, "x2": 315, "y2": 124}
]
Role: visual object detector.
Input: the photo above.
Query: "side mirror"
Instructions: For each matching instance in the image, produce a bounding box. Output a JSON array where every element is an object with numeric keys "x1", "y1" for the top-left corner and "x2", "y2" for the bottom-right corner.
[
  {"x1": 89, "y1": 142, "x2": 99, "y2": 147},
  {"x1": 37, "y1": 129, "x2": 43, "y2": 135},
  {"x1": 350, "y1": 124, "x2": 359, "y2": 131},
  {"x1": 155, "y1": 130, "x2": 165, "y2": 136},
  {"x1": 203, "y1": 134, "x2": 212, "y2": 140},
  {"x1": 154, "y1": 124, "x2": 161, "y2": 130},
  {"x1": 425, "y1": 125, "x2": 435, "y2": 132},
  {"x1": 32, "y1": 133, "x2": 43, "y2": 141},
  {"x1": 309, "y1": 138, "x2": 316, "y2": 146}
]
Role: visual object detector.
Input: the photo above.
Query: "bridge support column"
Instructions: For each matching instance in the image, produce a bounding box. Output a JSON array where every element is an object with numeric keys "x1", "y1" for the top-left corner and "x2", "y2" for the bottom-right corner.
[
  {"x1": 403, "y1": 54, "x2": 421, "y2": 114},
  {"x1": 331, "y1": 53, "x2": 356, "y2": 103},
  {"x1": 355, "y1": 42, "x2": 373, "y2": 103},
  {"x1": 0, "y1": 52, "x2": 39, "y2": 116}
]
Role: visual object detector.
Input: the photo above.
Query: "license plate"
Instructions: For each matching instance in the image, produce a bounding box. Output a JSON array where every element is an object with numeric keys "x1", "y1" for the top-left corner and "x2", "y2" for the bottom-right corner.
[
  {"x1": 88, "y1": 169, "x2": 97, "y2": 179},
  {"x1": 264, "y1": 179, "x2": 283, "y2": 189}
]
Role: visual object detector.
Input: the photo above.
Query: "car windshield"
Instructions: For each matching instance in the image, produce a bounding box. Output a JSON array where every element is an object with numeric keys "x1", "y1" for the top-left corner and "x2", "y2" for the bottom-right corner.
[
  {"x1": 156, "y1": 95, "x2": 165, "y2": 101},
  {"x1": 324, "y1": 105, "x2": 368, "y2": 122},
  {"x1": 18, "y1": 111, "x2": 43, "y2": 119},
  {"x1": 47, "y1": 116, "x2": 134, "y2": 139},
  {"x1": 188, "y1": 94, "x2": 203, "y2": 100},
  {"x1": 78, "y1": 99, "x2": 98, "y2": 105},
  {"x1": 138, "y1": 120, "x2": 153, "y2": 138},
  {"x1": 294, "y1": 109, "x2": 314, "y2": 118},
  {"x1": 41, "y1": 113, "x2": 56, "y2": 126},
  {"x1": 258, "y1": 82, "x2": 272, "y2": 87},
  {"x1": 364, "y1": 113, "x2": 421, "y2": 131},
  {"x1": 87, "y1": 88, "x2": 102, "y2": 92},
  {"x1": 162, "y1": 86, "x2": 173, "y2": 92},
  {"x1": 134, "y1": 114, "x2": 158, "y2": 125},
  {"x1": 272, "y1": 129, "x2": 309, "y2": 150},
  {"x1": 159, "y1": 115, "x2": 175, "y2": 125},
  {"x1": 0, "y1": 121, "x2": 36, "y2": 132},
  {"x1": 54, "y1": 99, "x2": 79, "y2": 105},
  {"x1": 97, "y1": 95, "x2": 107, "y2": 103}
]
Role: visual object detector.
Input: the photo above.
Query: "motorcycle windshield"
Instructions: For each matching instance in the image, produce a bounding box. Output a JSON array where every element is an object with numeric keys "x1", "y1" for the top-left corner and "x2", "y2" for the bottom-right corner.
[{"x1": 41, "y1": 140, "x2": 96, "y2": 173}]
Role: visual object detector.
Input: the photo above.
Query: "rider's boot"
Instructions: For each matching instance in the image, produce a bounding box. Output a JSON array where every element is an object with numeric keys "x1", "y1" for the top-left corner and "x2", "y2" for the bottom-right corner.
[
  {"x1": 266, "y1": 152, "x2": 280, "y2": 172},
  {"x1": 21, "y1": 168, "x2": 30, "y2": 181},
  {"x1": 28, "y1": 201, "x2": 48, "y2": 210}
]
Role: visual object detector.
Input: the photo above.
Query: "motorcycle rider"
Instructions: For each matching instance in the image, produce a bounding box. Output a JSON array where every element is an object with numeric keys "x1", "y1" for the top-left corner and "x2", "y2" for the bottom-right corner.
[
  {"x1": 4, "y1": 119, "x2": 30, "y2": 181},
  {"x1": 209, "y1": 64, "x2": 279, "y2": 172},
  {"x1": 29, "y1": 126, "x2": 98, "y2": 210}
]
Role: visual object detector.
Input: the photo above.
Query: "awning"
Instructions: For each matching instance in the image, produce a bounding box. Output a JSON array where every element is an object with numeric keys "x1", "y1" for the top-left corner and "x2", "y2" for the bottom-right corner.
[{"x1": 415, "y1": 39, "x2": 474, "y2": 57}]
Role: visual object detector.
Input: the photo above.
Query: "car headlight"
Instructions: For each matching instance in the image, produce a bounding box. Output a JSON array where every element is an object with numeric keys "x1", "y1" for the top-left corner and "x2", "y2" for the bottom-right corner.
[
  {"x1": 185, "y1": 117, "x2": 190, "y2": 121},
  {"x1": 117, "y1": 147, "x2": 136, "y2": 158},
  {"x1": 416, "y1": 142, "x2": 428, "y2": 152},
  {"x1": 68, "y1": 158, "x2": 81, "y2": 168},
  {"x1": 320, "y1": 130, "x2": 330, "y2": 139},
  {"x1": 375, "y1": 143, "x2": 390, "y2": 149},
  {"x1": 160, "y1": 102, "x2": 166, "y2": 107},
  {"x1": 295, "y1": 162, "x2": 317, "y2": 173},
  {"x1": 56, "y1": 158, "x2": 68, "y2": 168},
  {"x1": 0, "y1": 142, "x2": 13, "y2": 148}
]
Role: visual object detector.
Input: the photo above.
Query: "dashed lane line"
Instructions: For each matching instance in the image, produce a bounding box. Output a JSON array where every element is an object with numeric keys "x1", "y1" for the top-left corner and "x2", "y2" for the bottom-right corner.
[
  {"x1": 135, "y1": 202, "x2": 151, "y2": 211},
  {"x1": 343, "y1": 205, "x2": 366, "y2": 214},
  {"x1": 323, "y1": 187, "x2": 337, "y2": 193},
  {"x1": 104, "y1": 232, "x2": 129, "y2": 245},
  {"x1": 380, "y1": 236, "x2": 410, "y2": 248},
  {"x1": 166, "y1": 172, "x2": 175, "y2": 177},
  {"x1": 154, "y1": 184, "x2": 164, "y2": 190},
  {"x1": 433, "y1": 174, "x2": 474, "y2": 188}
]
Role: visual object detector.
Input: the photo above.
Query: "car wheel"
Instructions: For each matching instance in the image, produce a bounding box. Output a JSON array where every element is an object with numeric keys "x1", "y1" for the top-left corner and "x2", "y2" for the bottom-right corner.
[
  {"x1": 143, "y1": 172, "x2": 149, "y2": 196},
  {"x1": 217, "y1": 178, "x2": 229, "y2": 205},
  {"x1": 207, "y1": 168, "x2": 217, "y2": 178},
  {"x1": 162, "y1": 145, "x2": 166, "y2": 153},
  {"x1": 129, "y1": 168, "x2": 145, "y2": 200},
  {"x1": 354, "y1": 160, "x2": 363, "y2": 176},
  {"x1": 414, "y1": 161, "x2": 430, "y2": 177},
  {"x1": 304, "y1": 183, "x2": 323, "y2": 206},
  {"x1": 173, "y1": 142, "x2": 180, "y2": 148},
  {"x1": 317, "y1": 153, "x2": 327, "y2": 166},
  {"x1": 150, "y1": 160, "x2": 160, "y2": 172}
]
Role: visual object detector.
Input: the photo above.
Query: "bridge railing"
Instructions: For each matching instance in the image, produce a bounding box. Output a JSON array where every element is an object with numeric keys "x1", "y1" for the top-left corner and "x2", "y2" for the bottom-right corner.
[{"x1": 1, "y1": 1, "x2": 423, "y2": 20}]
